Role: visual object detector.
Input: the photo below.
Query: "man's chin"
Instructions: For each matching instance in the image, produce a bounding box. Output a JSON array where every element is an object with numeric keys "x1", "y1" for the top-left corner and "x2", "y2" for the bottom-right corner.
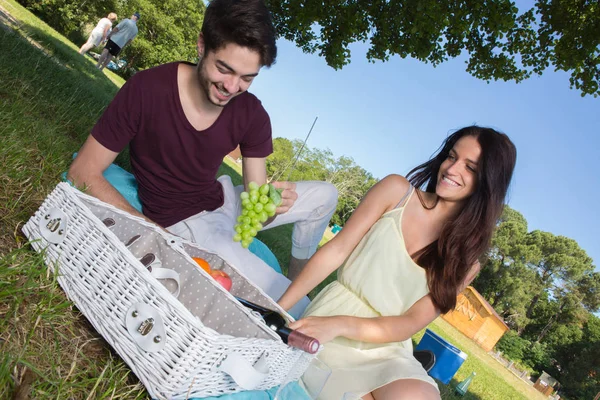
[{"x1": 209, "y1": 94, "x2": 232, "y2": 108}]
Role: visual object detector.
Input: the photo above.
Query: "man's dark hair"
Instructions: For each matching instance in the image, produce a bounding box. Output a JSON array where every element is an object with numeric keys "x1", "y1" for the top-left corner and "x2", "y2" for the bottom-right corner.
[{"x1": 202, "y1": 0, "x2": 277, "y2": 67}]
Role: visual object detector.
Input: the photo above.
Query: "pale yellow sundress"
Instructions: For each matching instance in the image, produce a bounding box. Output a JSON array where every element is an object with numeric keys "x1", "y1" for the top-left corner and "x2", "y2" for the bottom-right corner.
[{"x1": 302, "y1": 188, "x2": 438, "y2": 399}]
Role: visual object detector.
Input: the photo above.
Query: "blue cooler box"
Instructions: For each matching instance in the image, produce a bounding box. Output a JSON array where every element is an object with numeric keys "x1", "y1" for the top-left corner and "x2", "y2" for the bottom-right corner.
[{"x1": 416, "y1": 329, "x2": 467, "y2": 384}]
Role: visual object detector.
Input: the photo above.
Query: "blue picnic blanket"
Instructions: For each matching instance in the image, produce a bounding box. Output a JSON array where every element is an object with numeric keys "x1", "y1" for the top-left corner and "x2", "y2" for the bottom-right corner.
[{"x1": 188, "y1": 382, "x2": 310, "y2": 400}]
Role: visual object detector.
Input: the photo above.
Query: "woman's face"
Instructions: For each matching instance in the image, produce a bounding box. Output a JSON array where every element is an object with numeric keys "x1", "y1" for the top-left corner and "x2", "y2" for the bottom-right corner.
[{"x1": 436, "y1": 135, "x2": 482, "y2": 202}]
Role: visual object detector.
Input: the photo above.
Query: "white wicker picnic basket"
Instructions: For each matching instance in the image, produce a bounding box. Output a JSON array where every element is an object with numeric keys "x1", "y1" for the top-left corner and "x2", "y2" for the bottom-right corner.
[{"x1": 22, "y1": 182, "x2": 314, "y2": 399}]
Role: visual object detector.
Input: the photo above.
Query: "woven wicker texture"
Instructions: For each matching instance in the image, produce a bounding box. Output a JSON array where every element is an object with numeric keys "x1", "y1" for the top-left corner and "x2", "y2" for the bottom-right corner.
[{"x1": 22, "y1": 183, "x2": 313, "y2": 399}]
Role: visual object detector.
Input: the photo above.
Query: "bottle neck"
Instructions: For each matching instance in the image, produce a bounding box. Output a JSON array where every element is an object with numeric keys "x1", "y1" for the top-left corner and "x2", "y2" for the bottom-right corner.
[{"x1": 235, "y1": 296, "x2": 274, "y2": 315}]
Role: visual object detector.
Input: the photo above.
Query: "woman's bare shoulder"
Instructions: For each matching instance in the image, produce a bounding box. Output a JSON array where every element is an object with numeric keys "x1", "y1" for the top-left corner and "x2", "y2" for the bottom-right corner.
[
  {"x1": 379, "y1": 174, "x2": 411, "y2": 191},
  {"x1": 372, "y1": 174, "x2": 412, "y2": 210}
]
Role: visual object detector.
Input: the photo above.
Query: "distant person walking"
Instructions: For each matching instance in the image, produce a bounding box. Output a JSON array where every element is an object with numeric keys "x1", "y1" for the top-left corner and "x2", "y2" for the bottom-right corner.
[
  {"x1": 78, "y1": 13, "x2": 117, "y2": 55},
  {"x1": 97, "y1": 12, "x2": 140, "y2": 70}
]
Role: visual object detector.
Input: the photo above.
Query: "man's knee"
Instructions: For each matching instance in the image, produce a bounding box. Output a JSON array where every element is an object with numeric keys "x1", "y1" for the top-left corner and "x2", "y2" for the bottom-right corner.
[{"x1": 308, "y1": 181, "x2": 338, "y2": 214}]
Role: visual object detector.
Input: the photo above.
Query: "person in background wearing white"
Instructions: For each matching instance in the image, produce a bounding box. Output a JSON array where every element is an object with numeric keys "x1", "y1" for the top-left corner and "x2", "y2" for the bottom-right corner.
[
  {"x1": 78, "y1": 12, "x2": 117, "y2": 55},
  {"x1": 97, "y1": 12, "x2": 139, "y2": 70}
]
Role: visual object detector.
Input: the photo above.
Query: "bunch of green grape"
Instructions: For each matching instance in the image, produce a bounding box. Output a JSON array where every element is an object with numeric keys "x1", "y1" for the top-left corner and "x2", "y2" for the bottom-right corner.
[{"x1": 233, "y1": 181, "x2": 282, "y2": 248}]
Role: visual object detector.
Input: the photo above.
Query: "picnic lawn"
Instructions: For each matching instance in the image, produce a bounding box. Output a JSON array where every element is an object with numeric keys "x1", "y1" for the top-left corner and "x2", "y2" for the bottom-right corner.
[{"x1": 0, "y1": 1, "x2": 547, "y2": 399}]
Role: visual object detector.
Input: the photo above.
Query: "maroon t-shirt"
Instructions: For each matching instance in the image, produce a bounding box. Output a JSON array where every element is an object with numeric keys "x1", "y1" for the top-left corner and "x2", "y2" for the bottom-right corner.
[{"x1": 91, "y1": 62, "x2": 273, "y2": 227}]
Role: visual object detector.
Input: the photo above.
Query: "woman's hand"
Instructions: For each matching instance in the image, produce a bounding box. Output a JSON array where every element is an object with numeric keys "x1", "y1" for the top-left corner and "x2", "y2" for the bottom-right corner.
[
  {"x1": 270, "y1": 181, "x2": 298, "y2": 214},
  {"x1": 289, "y1": 316, "x2": 347, "y2": 344}
]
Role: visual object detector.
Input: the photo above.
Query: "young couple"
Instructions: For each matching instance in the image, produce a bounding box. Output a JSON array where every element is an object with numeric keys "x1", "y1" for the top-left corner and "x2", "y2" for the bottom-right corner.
[{"x1": 68, "y1": 0, "x2": 517, "y2": 399}]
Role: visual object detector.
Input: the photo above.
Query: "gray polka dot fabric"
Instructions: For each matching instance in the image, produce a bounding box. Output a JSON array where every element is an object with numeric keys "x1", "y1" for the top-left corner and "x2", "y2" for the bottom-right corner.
[{"x1": 84, "y1": 201, "x2": 281, "y2": 341}]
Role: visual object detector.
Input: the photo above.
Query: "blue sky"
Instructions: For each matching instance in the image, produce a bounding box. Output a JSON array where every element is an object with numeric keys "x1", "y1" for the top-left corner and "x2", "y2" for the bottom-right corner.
[{"x1": 249, "y1": 38, "x2": 599, "y2": 270}]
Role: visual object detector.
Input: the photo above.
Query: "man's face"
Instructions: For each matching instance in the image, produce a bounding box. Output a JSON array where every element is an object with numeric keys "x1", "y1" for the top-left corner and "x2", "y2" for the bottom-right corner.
[{"x1": 197, "y1": 37, "x2": 261, "y2": 107}]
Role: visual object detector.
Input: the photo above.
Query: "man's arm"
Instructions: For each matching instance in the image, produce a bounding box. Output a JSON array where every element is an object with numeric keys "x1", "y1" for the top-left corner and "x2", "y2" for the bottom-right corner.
[
  {"x1": 241, "y1": 156, "x2": 267, "y2": 189},
  {"x1": 106, "y1": 26, "x2": 119, "y2": 40},
  {"x1": 67, "y1": 135, "x2": 153, "y2": 223}
]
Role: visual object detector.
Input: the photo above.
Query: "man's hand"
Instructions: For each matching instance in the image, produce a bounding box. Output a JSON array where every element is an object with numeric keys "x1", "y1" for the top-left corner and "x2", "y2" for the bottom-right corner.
[{"x1": 271, "y1": 181, "x2": 298, "y2": 214}]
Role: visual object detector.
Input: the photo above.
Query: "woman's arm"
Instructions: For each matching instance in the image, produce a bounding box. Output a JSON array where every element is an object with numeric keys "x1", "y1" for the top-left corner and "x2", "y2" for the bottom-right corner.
[
  {"x1": 102, "y1": 24, "x2": 111, "y2": 41},
  {"x1": 291, "y1": 259, "x2": 482, "y2": 343},
  {"x1": 277, "y1": 174, "x2": 411, "y2": 311},
  {"x1": 290, "y1": 294, "x2": 440, "y2": 344}
]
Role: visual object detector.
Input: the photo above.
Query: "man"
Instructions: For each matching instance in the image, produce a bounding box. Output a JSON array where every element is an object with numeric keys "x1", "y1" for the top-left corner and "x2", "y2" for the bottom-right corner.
[
  {"x1": 68, "y1": 0, "x2": 337, "y2": 315},
  {"x1": 97, "y1": 12, "x2": 140, "y2": 70}
]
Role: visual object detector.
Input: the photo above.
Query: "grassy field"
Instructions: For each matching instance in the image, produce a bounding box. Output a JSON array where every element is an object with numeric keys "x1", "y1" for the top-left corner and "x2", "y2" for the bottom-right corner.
[{"x1": 0, "y1": 1, "x2": 547, "y2": 399}]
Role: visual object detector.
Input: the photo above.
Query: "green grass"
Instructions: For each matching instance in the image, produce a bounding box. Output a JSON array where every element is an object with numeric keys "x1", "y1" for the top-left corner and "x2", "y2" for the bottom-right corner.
[
  {"x1": 0, "y1": 2, "x2": 545, "y2": 399},
  {"x1": 413, "y1": 319, "x2": 548, "y2": 400}
]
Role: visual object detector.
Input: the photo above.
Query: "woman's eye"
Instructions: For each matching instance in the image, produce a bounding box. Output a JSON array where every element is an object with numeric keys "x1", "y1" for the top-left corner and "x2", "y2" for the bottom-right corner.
[{"x1": 448, "y1": 154, "x2": 456, "y2": 161}]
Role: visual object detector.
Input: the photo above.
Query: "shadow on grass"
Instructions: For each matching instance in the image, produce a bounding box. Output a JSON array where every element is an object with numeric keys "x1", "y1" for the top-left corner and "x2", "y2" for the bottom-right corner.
[
  {"x1": 9, "y1": 21, "x2": 121, "y2": 93},
  {"x1": 438, "y1": 376, "x2": 483, "y2": 400}
]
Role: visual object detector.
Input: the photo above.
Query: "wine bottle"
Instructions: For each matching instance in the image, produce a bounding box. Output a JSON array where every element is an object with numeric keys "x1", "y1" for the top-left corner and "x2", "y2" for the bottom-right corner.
[{"x1": 235, "y1": 297, "x2": 319, "y2": 354}]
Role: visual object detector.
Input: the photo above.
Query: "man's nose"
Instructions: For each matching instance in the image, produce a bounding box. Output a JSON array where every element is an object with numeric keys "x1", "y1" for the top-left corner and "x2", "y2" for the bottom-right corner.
[{"x1": 223, "y1": 76, "x2": 240, "y2": 94}]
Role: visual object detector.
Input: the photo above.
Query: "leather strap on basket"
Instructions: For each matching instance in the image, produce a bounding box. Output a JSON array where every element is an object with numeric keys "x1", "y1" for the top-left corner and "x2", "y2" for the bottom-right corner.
[
  {"x1": 141, "y1": 255, "x2": 182, "y2": 299},
  {"x1": 150, "y1": 267, "x2": 181, "y2": 298},
  {"x1": 218, "y1": 352, "x2": 269, "y2": 390}
]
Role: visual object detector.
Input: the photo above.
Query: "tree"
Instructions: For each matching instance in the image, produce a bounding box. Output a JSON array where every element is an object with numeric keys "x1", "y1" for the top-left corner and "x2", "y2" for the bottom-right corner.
[
  {"x1": 18, "y1": 0, "x2": 120, "y2": 38},
  {"x1": 18, "y1": 0, "x2": 205, "y2": 75},
  {"x1": 474, "y1": 206, "x2": 538, "y2": 332},
  {"x1": 524, "y1": 231, "x2": 594, "y2": 318},
  {"x1": 265, "y1": 137, "x2": 377, "y2": 226},
  {"x1": 266, "y1": 0, "x2": 600, "y2": 96},
  {"x1": 122, "y1": 0, "x2": 205, "y2": 71},
  {"x1": 551, "y1": 315, "x2": 600, "y2": 399}
]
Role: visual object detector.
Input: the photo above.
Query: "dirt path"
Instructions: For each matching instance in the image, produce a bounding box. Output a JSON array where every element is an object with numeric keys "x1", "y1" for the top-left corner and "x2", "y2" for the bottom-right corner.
[
  {"x1": 0, "y1": 3, "x2": 20, "y2": 31},
  {"x1": 0, "y1": 3, "x2": 68, "y2": 69}
]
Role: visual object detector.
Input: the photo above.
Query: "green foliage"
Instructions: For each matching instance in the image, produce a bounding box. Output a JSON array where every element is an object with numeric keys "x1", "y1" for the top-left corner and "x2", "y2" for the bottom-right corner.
[
  {"x1": 120, "y1": 0, "x2": 205, "y2": 72},
  {"x1": 16, "y1": 0, "x2": 205, "y2": 74},
  {"x1": 474, "y1": 207, "x2": 539, "y2": 332},
  {"x1": 266, "y1": 0, "x2": 600, "y2": 96},
  {"x1": 19, "y1": 0, "x2": 600, "y2": 95},
  {"x1": 266, "y1": 137, "x2": 378, "y2": 226},
  {"x1": 495, "y1": 331, "x2": 528, "y2": 361},
  {"x1": 551, "y1": 315, "x2": 600, "y2": 399},
  {"x1": 474, "y1": 204, "x2": 600, "y2": 399},
  {"x1": 495, "y1": 331, "x2": 549, "y2": 372},
  {"x1": 17, "y1": 0, "x2": 119, "y2": 37}
]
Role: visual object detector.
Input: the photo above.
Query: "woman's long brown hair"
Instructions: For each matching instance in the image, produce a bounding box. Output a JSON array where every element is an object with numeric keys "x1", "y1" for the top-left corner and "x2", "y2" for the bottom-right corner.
[{"x1": 406, "y1": 126, "x2": 517, "y2": 313}]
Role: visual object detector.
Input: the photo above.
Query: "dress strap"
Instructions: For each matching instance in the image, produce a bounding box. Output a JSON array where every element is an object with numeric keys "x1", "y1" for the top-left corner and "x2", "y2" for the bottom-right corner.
[{"x1": 394, "y1": 185, "x2": 414, "y2": 209}]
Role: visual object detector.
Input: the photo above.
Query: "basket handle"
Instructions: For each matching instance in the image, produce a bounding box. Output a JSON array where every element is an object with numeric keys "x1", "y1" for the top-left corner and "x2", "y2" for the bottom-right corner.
[
  {"x1": 149, "y1": 267, "x2": 181, "y2": 298},
  {"x1": 218, "y1": 352, "x2": 269, "y2": 390},
  {"x1": 141, "y1": 255, "x2": 181, "y2": 298}
]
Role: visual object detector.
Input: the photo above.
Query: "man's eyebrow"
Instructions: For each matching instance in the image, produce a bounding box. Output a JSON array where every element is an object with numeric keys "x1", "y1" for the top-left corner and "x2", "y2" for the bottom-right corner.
[{"x1": 216, "y1": 60, "x2": 259, "y2": 77}]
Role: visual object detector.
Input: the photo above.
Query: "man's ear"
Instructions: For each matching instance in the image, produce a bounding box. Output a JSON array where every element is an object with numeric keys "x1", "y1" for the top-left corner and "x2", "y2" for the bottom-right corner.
[{"x1": 197, "y1": 34, "x2": 205, "y2": 58}]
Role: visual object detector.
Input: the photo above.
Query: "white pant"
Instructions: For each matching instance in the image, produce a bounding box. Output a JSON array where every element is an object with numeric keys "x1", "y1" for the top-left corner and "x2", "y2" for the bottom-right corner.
[{"x1": 168, "y1": 175, "x2": 338, "y2": 318}]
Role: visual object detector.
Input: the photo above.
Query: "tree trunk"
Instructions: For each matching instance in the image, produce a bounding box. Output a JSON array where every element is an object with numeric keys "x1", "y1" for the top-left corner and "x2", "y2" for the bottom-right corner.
[
  {"x1": 535, "y1": 301, "x2": 566, "y2": 343},
  {"x1": 526, "y1": 293, "x2": 541, "y2": 319}
]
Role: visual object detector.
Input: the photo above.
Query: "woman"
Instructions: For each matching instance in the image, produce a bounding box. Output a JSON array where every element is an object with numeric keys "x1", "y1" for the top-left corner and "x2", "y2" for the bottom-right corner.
[
  {"x1": 278, "y1": 126, "x2": 517, "y2": 400},
  {"x1": 78, "y1": 13, "x2": 117, "y2": 55}
]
